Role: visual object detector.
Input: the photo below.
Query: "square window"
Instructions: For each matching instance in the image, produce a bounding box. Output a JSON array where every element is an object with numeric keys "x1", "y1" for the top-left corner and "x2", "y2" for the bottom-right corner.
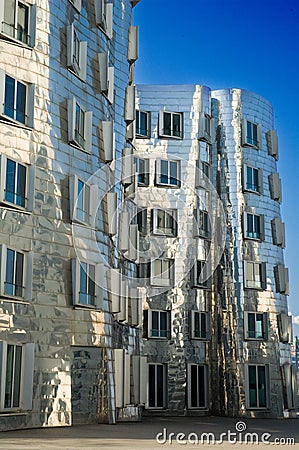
[
  {"x1": 187, "y1": 364, "x2": 208, "y2": 409},
  {"x1": 148, "y1": 310, "x2": 169, "y2": 338},
  {"x1": 0, "y1": 0, "x2": 36, "y2": 47},
  {"x1": 156, "y1": 159, "x2": 180, "y2": 187},
  {"x1": 151, "y1": 259, "x2": 174, "y2": 287},
  {"x1": 136, "y1": 110, "x2": 150, "y2": 137},
  {"x1": 244, "y1": 261, "x2": 266, "y2": 290},
  {"x1": 0, "y1": 73, "x2": 34, "y2": 127},
  {"x1": 152, "y1": 209, "x2": 177, "y2": 237},
  {"x1": 159, "y1": 111, "x2": 183, "y2": 138}
]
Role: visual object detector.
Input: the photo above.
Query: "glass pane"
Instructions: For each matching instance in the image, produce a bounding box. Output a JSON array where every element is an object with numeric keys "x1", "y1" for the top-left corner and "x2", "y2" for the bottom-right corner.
[
  {"x1": 156, "y1": 210, "x2": 165, "y2": 231},
  {"x1": 138, "y1": 111, "x2": 147, "y2": 135},
  {"x1": 258, "y1": 366, "x2": 266, "y2": 407},
  {"x1": 15, "y1": 251, "x2": 24, "y2": 297},
  {"x1": 249, "y1": 366, "x2": 257, "y2": 407},
  {"x1": 160, "y1": 160, "x2": 168, "y2": 184},
  {"x1": 5, "y1": 249, "x2": 15, "y2": 295},
  {"x1": 4, "y1": 344, "x2": 14, "y2": 408},
  {"x1": 153, "y1": 260, "x2": 161, "y2": 277},
  {"x1": 190, "y1": 365, "x2": 197, "y2": 407},
  {"x1": 253, "y1": 169, "x2": 259, "y2": 191},
  {"x1": 75, "y1": 103, "x2": 85, "y2": 147},
  {"x1": 248, "y1": 313, "x2": 255, "y2": 338},
  {"x1": 170, "y1": 161, "x2": 178, "y2": 185},
  {"x1": 148, "y1": 365, "x2": 155, "y2": 407},
  {"x1": 12, "y1": 345, "x2": 22, "y2": 407},
  {"x1": 254, "y1": 264, "x2": 261, "y2": 288},
  {"x1": 151, "y1": 311, "x2": 159, "y2": 336},
  {"x1": 136, "y1": 110, "x2": 140, "y2": 133},
  {"x1": 77, "y1": 179, "x2": 84, "y2": 221},
  {"x1": 4, "y1": 75, "x2": 15, "y2": 119},
  {"x1": 156, "y1": 365, "x2": 164, "y2": 407},
  {"x1": 200, "y1": 314, "x2": 206, "y2": 338},
  {"x1": 246, "y1": 262, "x2": 254, "y2": 288},
  {"x1": 79, "y1": 262, "x2": 87, "y2": 304},
  {"x1": 173, "y1": 113, "x2": 181, "y2": 137},
  {"x1": 159, "y1": 312, "x2": 167, "y2": 337},
  {"x1": 247, "y1": 121, "x2": 253, "y2": 144},
  {"x1": 16, "y1": 80, "x2": 26, "y2": 123},
  {"x1": 3, "y1": 0, "x2": 15, "y2": 38},
  {"x1": 5, "y1": 158, "x2": 16, "y2": 204},
  {"x1": 16, "y1": 163, "x2": 26, "y2": 207},
  {"x1": 254, "y1": 215, "x2": 260, "y2": 238},
  {"x1": 252, "y1": 123, "x2": 258, "y2": 146},
  {"x1": 256, "y1": 314, "x2": 263, "y2": 339},
  {"x1": 247, "y1": 214, "x2": 253, "y2": 236},
  {"x1": 88, "y1": 264, "x2": 95, "y2": 305},
  {"x1": 163, "y1": 112, "x2": 171, "y2": 135},
  {"x1": 194, "y1": 312, "x2": 200, "y2": 337},
  {"x1": 197, "y1": 365, "x2": 206, "y2": 407},
  {"x1": 17, "y1": 2, "x2": 29, "y2": 44}
]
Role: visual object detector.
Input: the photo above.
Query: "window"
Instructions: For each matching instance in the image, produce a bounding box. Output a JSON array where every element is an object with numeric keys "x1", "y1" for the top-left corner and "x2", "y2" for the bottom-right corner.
[
  {"x1": 68, "y1": 0, "x2": 81, "y2": 12},
  {"x1": 70, "y1": 175, "x2": 97, "y2": 225},
  {"x1": 159, "y1": 111, "x2": 183, "y2": 138},
  {"x1": 148, "y1": 363, "x2": 166, "y2": 408},
  {"x1": 0, "y1": 341, "x2": 35, "y2": 411},
  {"x1": 147, "y1": 309, "x2": 170, "y2": 338},
  {"x1": 0, "y1": 0, "x2": 36, "y2": 47},
  {"x1": 243, "y1": 165, "x2": 263, "y2": 194},
  {"x1": 0, "y1": 155, "x2": 35, "y2": 211},
  {"x1": 0, "y1": 71, "x2": 34, "y2": 127},
  {"x1": 136, "y1": 110, "x2": 150, "y2": 137},
  {"x1": 151, "y1": 258, "x2": 174, "y2": 287},
  {"x1": 194, "y1": 209, "x2": 211, "y2": 239},
  {"x1": 67, "y1": 24, "x2": 87, "y2": 81},
  {"x1": 72, "y1": 259, "x2": 102, "y2": 308},
  {"x1": 191, "y1": 261, "x2": 211, "y2": 289},
  {"x1": 95, "y1": 0, "x2": 113, "y2": 39},
  {"x1": 244, "y1": 312, "x2": 268, "y2": 340},
  {"x1": 156, "y1": 159, "x2": 180, "y2": 187},
  {"x1": 137, "y1": 208, "x2": 147, "y2": 235},
  {"x1": 242, "y1": 119, "x2": 262, "y2": 148},
  {"x1": 152, "y1": 209, "x2": 177, "y2": 237},
  {"x1": 68, "y1": 98, "x2": 92, "y2": 152},
  {"x1": 244, "y1": 212, "x2": 264, "y2": 240},
  {"x1": 198, "y1": 112, "x2": 212, "y2": 142},
  {"x1": 0, "y1": 245, "x2": 33, "y2": 300},
  {"x1": 135, "y1": 157, "x2": 149, "y2": 186},
  {"x1": 244, "y1": 261, "x2": 266, "y2": 290},
  {"x1": 190, "y1": 311, "x2": 210, "y2": 340},
  {"x1": 187, "y1": 364, "x2": 208, "y2": 409},
  {"x1": 247, "y1": 365, "x2": 269, "y2": 409}
]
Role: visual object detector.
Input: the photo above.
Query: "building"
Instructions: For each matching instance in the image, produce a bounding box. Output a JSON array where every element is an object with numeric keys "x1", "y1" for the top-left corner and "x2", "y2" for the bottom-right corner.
[
  {"x1": 0, "y1": 0, "x2": 143, "y2": 431},
  {"x1": 135, "y1": 84, "x2": 297, "y2": 418}
]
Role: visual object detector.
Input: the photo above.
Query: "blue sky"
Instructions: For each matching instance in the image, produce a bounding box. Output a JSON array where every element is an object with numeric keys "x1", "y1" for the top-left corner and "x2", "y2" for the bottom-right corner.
[{"x1": 133, "y1": 0, "x2": 299, "y2": 335}]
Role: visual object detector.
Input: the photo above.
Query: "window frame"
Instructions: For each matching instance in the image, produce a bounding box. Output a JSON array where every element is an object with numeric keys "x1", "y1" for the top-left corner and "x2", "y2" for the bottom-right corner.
[
  {"x1": 152, "y1": 208, "x2": 177, "y2": 237},
  {"x1": 242, "y1": 119, "x2": 262, "y2": 149},
  {"x1": 0, "y1": 154, "x2": 35, "y2": 212},
  {"x1": 135, "y1": 157, "x2": 149, "y2": 186},
  {"x1": 136, "y1": 110, "x2": 150, "y2": 138},
  {"x1": 72, "y1": 259, "x2": 102, "y2": 309},
  {"x1": 190, "y1": 311, "x2": 211, "y2": 340},
  {"x1": 148, "y1": 309, "x2": 170, "y2": 339},
  {"x1": 66, "y1": 23, "x2": 87, "y2": 81},
  {"x1": 194, "y1": 209, "x2": 211, "y2": 240},
  {"x1": 246, "y1": 364, "x2": 269, "y2": 409},
  {"x1": 187, "y1": 364, "x2": 209, "y2": 410},
  {"x1": 0, "y1": 0, "x2": 36, "y2": 47},
  {"x1": 147, "y1": 363, "x2": 167, "y2": 409},
  {"x1": 243, "y1": 164, "x2": 263, "y2": 195},
  {"x1": 150, "y1": 258, "x2": 174, "y2": 287},
  {"x1": 68, "y1": 97, "x2": 92, "y2": 153},
  {"x1": 159, "y1": 111, "x2": 183, "y2": 139},
  {"x1": 95, "y1": 0, "x2": 113, "y2": 40},
  {"x1": 0, "y1": 244, "x2": 33, "y2": 301},
  {"x1": 191, "y1": 260, "x2": 211, "y2": 289},
  {"x1": 155, "y1": 159, "x2": 180, "y2": 188},
  {"x1": 243, "y1": 261, "x2": 266, "y2": 290},
  {"x1": 69, "y1": 174, "x2": 98, "y2": 226},
  {"x1": 0, "y1": 71, "x2": 34, "y2": 128},
  {"x1": 0, "y1": 340, "x2": 35, "y2": 412},
  {"x1": 244, "y1": 311, "x2": 268, "y2": 340},
  {"x1": 243, "y1": 212, "x2": 264, "y2": 241},
  {"x1": 68, "y1": 0, "x2": 81, "y2": 13}
]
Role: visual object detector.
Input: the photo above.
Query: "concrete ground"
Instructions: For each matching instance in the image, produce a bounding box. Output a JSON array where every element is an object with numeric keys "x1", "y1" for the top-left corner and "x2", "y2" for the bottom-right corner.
[{"x1": 0, "y1": 416, "x2": 298, "y2": 449}]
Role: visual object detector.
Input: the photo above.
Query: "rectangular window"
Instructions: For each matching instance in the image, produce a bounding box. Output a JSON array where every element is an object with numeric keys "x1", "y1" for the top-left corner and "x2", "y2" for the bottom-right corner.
[
  {"x1": 68, "y1": 98, "x2": 92, "y2": 152},
  {"x1": 148, "y1": 310, "x2": 169, "y2": 338},
  {"x1": 0, "y1": 341, "x2": 34, "y2": 411},
  {"x1": 194, "y1": 209, "x2": 210, "y2": 239},
  {"x1": 148, "y1": 363, "x2": 166, "y2": 408},
  {"x1": 79, "y1": 262, "x2": 95, "y2": 306},
  {"x1": 244, "y1": 261, "x2": 266, "y2": 290},
  {"x1": 191, "y1": 311, "x2": 210, "y2": 340},
  {"x1": 5, "y1": 248, "x2": 24, "y2": 298},
  {"x1": 156, "y1": 159, "x2": 180, "y2": 187},
  {"x1": 95, "y1": 0, "x2": 113, "y2": 40},
  {"x1": 4, "y1": 74, "x2": 26, "y2": 124},
  {"x1": 244, "y1": 212, "x2": 263, "y2": 240},
  {"x1": 159, "y1": 111, "x2": 183, "y2": 138},
  {"x1": 188, "y1": 364, "x2": 208, "y2": 409},
  {"x1": 248, "y1": 365, "x2": 269, "y2": 408},
  {"x1": 244, "y1": 165, "x2": 262, "y2": 194},
  {"x1": 76, "y1": 178, "x2": 90, "y2": 223},
  {"x1": 151, "y1": 259, "x2": 174, "y2": 287},
  {"x1": 242, "y1": 119, "x2": 261, "y2": 148},
  {"x1": 4, "y1": 158, "x2": 26, "y2": 208},
  {"x1": 191, "y1": 260, "x2": 211, "y2": 289},
  {"x1": 137, "y1": 208, "x2": 147, "y2": 235},
  {"x1": 135, "y1": 157, "x2": 149, "y2": 186},
  {"x1": 72, "y1": 259, "x2": 102, "y2": 308},
  {"x1": 136, "y1": 110, "x2": 150, "y2": 137},
  {"x1": 67, "y1": 24, "x2": 87, "y2": 81},
  {"x1": 1, "y1": 0, "x2": 36, "y2": 47},
  {"x1": 245, "y1": 312, "x2": 267, "y2": 340},
  {"x1": 152, "y1": 209, "x2": 177, "y2": 237}
]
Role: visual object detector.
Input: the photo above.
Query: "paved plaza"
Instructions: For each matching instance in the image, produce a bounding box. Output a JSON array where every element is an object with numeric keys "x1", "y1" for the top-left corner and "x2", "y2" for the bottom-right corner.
[{"x1": 0, "y1": 416, "x2": 298, "y2": 449}]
